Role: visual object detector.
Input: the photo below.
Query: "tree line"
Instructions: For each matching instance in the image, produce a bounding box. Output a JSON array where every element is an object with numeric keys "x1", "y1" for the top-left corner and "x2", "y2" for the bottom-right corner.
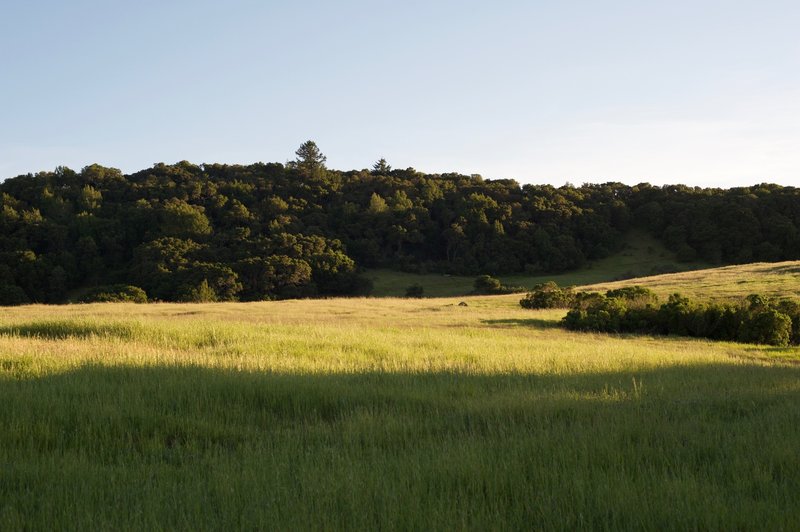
[{"x1": 1, "y1": 141, "x2": 799, "y2": 303}]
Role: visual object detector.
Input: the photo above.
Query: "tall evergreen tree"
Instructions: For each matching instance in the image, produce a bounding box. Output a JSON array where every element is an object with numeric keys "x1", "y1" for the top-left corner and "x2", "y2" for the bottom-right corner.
[
  {"x1": 372, "y1": 158, "x2": 391, "y2": 174},
  {"x1": 293, "y1": 140, "x2": 327, "y2": 172}
]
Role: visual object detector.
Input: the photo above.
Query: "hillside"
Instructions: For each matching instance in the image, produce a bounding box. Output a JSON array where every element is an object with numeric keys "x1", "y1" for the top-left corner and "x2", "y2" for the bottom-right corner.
[
  {"x1": 1, "y1": 152, "x2": 799, "y2": 304},
  {"x1": 368, "y1": 230, "x2": 709, "y2": 297},
  {"x1": 582, "y1": 261, "x2": 800, "y2": 302}
]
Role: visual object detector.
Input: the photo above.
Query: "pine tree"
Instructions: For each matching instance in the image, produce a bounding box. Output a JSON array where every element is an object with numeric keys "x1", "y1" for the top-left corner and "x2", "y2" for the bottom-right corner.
[
  {"x1": 372, "y1": 158, "x2": 391, "y2": 174},
  {"x1": 293, "y1": 140, "x2": 327, "y2": 172}
]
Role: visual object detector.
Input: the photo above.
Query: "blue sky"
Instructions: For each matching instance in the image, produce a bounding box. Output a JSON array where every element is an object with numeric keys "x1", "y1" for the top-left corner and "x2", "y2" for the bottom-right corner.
[{"x1": 1, "y1": 0, "x2": 798, "y2": 187}]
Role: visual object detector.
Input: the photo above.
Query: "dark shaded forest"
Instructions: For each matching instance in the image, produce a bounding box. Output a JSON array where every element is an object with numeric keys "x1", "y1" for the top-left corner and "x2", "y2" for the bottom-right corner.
[{"x1": 1, "y1": 142, "x2": 798, "y2": 303}]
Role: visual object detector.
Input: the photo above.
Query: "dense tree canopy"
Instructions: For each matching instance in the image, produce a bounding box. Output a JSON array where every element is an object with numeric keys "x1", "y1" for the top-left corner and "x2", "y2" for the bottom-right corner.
[{"x1": 0, "y1": 143, "x2": 798, "y2": 303}]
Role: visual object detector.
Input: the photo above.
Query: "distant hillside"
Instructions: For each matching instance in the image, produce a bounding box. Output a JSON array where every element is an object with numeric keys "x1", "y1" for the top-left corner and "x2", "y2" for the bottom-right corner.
[
  {"x1": 582, "y1": 261, "x2": 800, "y2": 302},
  {"x1": 368, "y1": 230, "x2": 709, "y2": 297},
  {"x1": 1, "y1": 141, "x2": 799, "y2": 303}
]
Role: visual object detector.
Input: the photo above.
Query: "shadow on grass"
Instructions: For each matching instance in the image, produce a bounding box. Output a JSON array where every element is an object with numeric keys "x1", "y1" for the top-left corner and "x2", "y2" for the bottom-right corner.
[
  {"x1": 743, "y1": 345, "x2": 800, "y2": 363},
  {"x1": 1, "y1": 363, "x2": 800, "y2": 529},
  {"x1": 2, "y1": 362, "x2": 799, "y2": 431},
  {"x1": 745, "y1": 346, "x2": 800, "y2": 354},
  {"x1": 0, "y1": 321, "x2": 139, "y2": 341},
  {"x1": 770, "y1": 264, "x2": 800, "y2": 275},
  {"x1": 480, "y1": 318, "x2": 561, "y2": 329}
]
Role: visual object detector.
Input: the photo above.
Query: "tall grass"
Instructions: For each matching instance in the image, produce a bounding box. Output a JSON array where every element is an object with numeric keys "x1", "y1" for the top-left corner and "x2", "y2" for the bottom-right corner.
[
  {"x1": 585, "y1": 261, "x2": 800, "y2": 302},
  {"x1": 1, "y1": 298, "x2": 799, "y2": 529}
]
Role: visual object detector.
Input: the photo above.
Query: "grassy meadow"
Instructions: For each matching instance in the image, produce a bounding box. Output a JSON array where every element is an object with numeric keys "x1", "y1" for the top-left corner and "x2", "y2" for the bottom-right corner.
[
  {"x1": 585, "y1": 261, "x2": 800, "y2": 302},
  {"x1": 2, "y1": 266, "x2": 800, "y2": 529}
]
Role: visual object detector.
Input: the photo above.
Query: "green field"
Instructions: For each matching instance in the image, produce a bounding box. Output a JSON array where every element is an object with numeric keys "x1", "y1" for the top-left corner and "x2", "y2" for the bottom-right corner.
[
  {"x1": 584, "y1": 261, "x2": 800, "y2": 302},
  {"x1": 368, "y1": 230, "x2": 709, "y2": 297},
  {"x1": 2, "y1": 263, "x2": 800, "y2": 529}
]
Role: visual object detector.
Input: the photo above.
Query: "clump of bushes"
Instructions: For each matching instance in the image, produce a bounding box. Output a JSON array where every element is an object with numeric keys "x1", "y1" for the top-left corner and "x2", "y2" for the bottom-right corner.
[
  {"x1": 0, "y1": 283, "x2": 30, "y2": 306},
  {"x1": 80, "y1": 285, "x2": 148, "y2": 303},
  {"x1": 605, "y1": 286, "x2": 659, "y2": 306},
  {"x1": 519, "y1": 282, "x2": 576, "y2": 309},
  {"x1": 405, "y1": 284, "x2": 424, "y2": 298},
  {"x1": 472, "y1": 275, "x2": 526, "y2": 295},
  {"x1": 519, "y1": 283, "x2": 659, "y2": 310},
  {"x1": 179, "y1": 279, "x2": 217, "y2": 303},
  {"x1": 559, "y1": 288, "x2": 800, "y2": 347},
  {"x1": 563, "y1": 288, "x2": 660, "y2": 334}
]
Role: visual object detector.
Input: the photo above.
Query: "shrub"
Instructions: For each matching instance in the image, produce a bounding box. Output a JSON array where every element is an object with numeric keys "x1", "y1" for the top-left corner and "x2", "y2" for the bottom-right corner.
[
  {"x1": 605, "y1": 286, "x2": 658, "y2": 307},
  {"x1": 701, "y1": 303, "x2": 742, "y2": 341},
  {"x1": 656, "y1": 294, "x2": 696, "y2": 336},
  {"x1": 345, "y1": 273, "x2": 374, "y2": 297},
  {"x1": 563, "y1": 295, "x2": 628, "y2": 332},
  {"x1": 179, "y1": 279, "x2": 217, "y2": 303},
  {"x1": 519, "y1": 282, "x2": 575, "y2": 309},
  {"x1": 560, "y1": 289, "x2": 799, "y2": 347},
  {"x1": 739, "y1": 309, "x2": 792, "y2": 346},
  {"x1": 405, "y1": 284, "x2": 424, "y2": 298},
  {"x1": 473, "y1": 275, "x2": 502, "y2": 294},
  {"x1": 775, "y1": 299, "x2": 800, "y2": 345},
  {"x1": 80, "y1": 285, "x2": 148, "y2": 304},
  {"x1": 619, "y1": 306, "x2": 660, "y2": 333},
  {"x1": 572, "y1": 291, "x2": 605, "y2": 309},
  {"x1": 500, "y1": 284, "x2": 528, "y2": 294},
  {"x1": 0, "y1": 284, "x2": 30, "y2": 306},
  {"x1": 473, "y1": 275, "x2": 526, "y2": 295}
]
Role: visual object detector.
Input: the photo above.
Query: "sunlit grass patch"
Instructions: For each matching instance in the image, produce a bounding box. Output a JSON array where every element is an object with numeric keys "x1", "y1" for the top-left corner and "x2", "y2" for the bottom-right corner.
[
  {"x1": 585, "y1": 261, "x2": 800, "y2": 302},
  {"x1": 0, "y1": 293, "x2": 799, "y2": 529}
]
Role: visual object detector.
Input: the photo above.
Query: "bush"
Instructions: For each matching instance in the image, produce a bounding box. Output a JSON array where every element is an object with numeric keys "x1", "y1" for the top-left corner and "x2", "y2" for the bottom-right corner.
[
  {"x1": 339, "y1": 272, "x2": 374, "y2": 297},
  {"x1": 472, "y1": 275, "x2": 526, "y2": 295},
  {"x1": 178, "y1": 279, "x2": 217, "y2": 303},
  {"x1": 519, "y1": 282, "x2": 575, "y2": 309},
  {"x1": 571, "y1": 291, "x2": 605, "y2": 309},
  {"x1": 473, "y1": 275, "x2": 502, "y2": 294},
  {"x1": 701, "y1": 304, "x2": 742, "y2": 341},
  {"x1": 405, "y1": 284, "x2": 424, "y2": 298},
  {"x1": 563, "y1": 295, "x2": 629, "y2": 332},
  {"x1": 500, "y1": 284, "x2": 528, "y2": 294},
  {"x1": 739, "y1": 309, "x2": 792, "y2": 347},
  {"x1": 619, "y1": 306, "x2": 661, "y2": 333},
  {"x1": 0, "y1": 284, "x2": 30, "y2": 306},
  {"x1": 80, "y1": 285, "x2": 148, "y2": 304},
  {"x1": 657, "y1": 294, "x2": 697, "y2": 336},
  {"x1": 560, "y1": 289, "x2": 799, "y2": 347},
  {"x1": 605, "y1": 286, "x2": 658, "y2": 307},
  {"x1": 775, "y1": 299, "x2": 800, "y2": 344}
]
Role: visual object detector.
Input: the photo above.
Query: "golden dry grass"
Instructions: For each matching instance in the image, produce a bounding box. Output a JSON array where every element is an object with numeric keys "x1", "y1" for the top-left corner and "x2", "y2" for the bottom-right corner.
[{"x1": 582, "y1": 261, "x2": 800, "y2": 302}]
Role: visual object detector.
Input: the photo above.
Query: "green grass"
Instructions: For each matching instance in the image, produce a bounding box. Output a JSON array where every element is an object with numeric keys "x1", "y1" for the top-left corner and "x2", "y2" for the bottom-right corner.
[
  {"x1": 1, "y1": 294, "x2": 799, "y2": 529},
  {"x1": 584, "y1": 261, "x2": 800, "y2": 302},
  {"x1": 368, "y1": 230, "x2": 709, "y2": 297}
]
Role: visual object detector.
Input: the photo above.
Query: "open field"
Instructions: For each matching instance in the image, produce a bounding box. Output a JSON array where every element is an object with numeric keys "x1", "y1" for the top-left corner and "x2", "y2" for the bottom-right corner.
[
  {"x1": 1, "y1": 286, "x2": 800, "y2": 529},
  {"x1": 368, "y1": 230, "x2": 709, "y2": 297},
  {"x1": 583, "y1": 261, "x2": 800, "y2": 302}
]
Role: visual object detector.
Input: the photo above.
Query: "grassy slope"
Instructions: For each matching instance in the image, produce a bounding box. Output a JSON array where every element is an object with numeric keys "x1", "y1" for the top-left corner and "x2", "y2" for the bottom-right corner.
[
  {"x1": 1, "y1": 291, "x2": 800, "y2": 529},
  {"x1": 368, "y1": 230, "x2": 709, "y2": 297},
  {"x1": 583, "y1": 261, "x2": 800, "y2": 302}
]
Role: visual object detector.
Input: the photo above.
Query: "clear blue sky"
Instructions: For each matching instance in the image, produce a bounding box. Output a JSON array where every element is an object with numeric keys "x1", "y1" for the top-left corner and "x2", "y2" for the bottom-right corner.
[{"x1": 2, "y1": 0, "x2": 798, "y2": 187}]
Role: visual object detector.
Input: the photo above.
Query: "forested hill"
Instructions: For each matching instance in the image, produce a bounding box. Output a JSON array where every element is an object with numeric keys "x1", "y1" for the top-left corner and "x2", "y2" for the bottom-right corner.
[{"x1": 1, "y1": 142, "x2": 799, "y2": 304}]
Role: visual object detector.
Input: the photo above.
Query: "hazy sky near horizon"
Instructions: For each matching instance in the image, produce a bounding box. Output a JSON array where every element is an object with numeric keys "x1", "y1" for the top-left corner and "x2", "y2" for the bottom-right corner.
[{"x1": 2, "y1": 0, "x2": 799, "y2": 187}]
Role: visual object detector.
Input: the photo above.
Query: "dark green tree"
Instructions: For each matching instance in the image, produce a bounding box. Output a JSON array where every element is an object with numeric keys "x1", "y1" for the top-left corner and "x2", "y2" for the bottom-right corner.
[
  {"x1": 372, "y1": 158, "x2": 391, "y2": 174},
  {"x1": 292, "y1": 141, "x2": 327, "y2": 173}
]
